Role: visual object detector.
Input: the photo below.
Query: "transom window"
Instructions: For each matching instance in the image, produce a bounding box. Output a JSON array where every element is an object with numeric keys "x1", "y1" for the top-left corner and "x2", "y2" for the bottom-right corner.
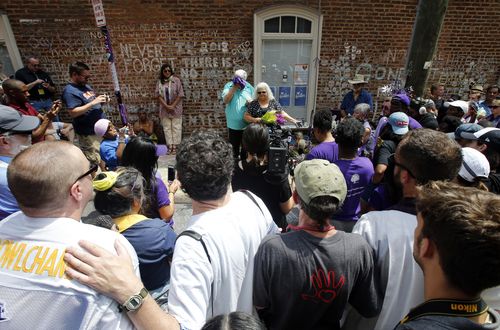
[{"x1": 264, "y1": 16, "x2": 312, "y2": 34}]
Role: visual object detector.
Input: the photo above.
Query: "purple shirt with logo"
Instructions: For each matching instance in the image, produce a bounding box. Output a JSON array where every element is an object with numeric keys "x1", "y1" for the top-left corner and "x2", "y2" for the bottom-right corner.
[{"x1": 333, "y1": 157, "x2": 374, "y2": 221}]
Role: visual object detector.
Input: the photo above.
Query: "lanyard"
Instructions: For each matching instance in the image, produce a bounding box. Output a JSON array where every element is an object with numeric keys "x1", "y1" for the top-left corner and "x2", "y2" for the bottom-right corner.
[
  {"x1": 113, "y1": 214, "x2": 148, "y2": 233},
  {"x1": 398, "y1": 298, "x2": 488, "y2": 325}
]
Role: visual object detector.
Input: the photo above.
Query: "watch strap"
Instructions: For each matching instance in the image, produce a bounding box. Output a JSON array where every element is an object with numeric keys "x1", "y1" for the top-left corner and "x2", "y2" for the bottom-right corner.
[{"x1": 118, "y1": 287, "x2": 149, "y2": 313}]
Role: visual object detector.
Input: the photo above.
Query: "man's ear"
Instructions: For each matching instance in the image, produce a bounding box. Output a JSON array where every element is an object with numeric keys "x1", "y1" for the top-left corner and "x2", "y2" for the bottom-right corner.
[
  {"x1": 69, "y1": 182, "x2": 84, "y2": 202},
  {"x1": 0, "y1": 136, "x2": 9, "y2": 147},
  {"x1": 477, "y1": 143, "x2": 487, "y2": 153},
  {"x1": 418, "y1": 237, "x2": 436, "y2": 259}
]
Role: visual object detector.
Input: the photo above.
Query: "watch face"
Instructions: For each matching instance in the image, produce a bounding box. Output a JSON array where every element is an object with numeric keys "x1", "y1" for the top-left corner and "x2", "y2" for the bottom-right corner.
[{"x1": 127, "y1": 296, "x2": 142, "y2": 310}]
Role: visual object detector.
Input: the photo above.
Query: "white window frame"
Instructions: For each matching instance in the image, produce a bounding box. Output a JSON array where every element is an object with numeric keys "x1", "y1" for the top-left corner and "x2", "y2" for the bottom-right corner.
[
  {"x1": 254, "y1": 5, "x2": 322, "y2": 122},
  {"x1": 0, "y1": 12, "x2": 23, "y2": 72}
]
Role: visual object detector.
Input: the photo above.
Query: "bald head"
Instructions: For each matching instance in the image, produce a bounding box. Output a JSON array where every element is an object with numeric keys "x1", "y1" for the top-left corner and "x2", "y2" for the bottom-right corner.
[
  {"x1": 8, "y1": 141, "x2": 90, "y2": 212},
  {"x1": 2, "y1": 79, "x2": 28, "y2": 104}
]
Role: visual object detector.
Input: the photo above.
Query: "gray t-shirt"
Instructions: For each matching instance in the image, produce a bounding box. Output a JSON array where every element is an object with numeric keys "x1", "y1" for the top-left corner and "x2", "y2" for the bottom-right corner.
[{"x1": 253, "y1": 230, "x2": 381, "y2": 330}]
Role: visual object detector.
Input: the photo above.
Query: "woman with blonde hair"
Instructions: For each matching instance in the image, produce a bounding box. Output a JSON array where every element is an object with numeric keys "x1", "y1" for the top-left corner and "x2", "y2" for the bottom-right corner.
[{"x1": 244, "y1": 82, "x2": 299, "y2": 125}]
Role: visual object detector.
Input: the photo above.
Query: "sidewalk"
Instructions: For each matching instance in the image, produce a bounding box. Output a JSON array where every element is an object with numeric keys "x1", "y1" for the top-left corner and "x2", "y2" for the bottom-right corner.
[
  {"x1": 83, "y1": 153, "x2": 193, "y2": 234},
  {"x1": 157, "y1": 153, "x2": 192, "y2": 234}
]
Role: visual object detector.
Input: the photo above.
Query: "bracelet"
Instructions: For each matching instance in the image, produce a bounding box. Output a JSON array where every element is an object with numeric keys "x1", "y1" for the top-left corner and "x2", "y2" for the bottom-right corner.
[{"x1": 118, "y1": 138, "x2": 125, "y2": 143}]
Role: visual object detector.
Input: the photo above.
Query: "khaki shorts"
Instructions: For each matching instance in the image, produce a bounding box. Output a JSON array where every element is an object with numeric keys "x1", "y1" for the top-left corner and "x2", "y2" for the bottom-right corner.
[{"x1": 77, "y1": 133, "x2": 101, "y2": 166}]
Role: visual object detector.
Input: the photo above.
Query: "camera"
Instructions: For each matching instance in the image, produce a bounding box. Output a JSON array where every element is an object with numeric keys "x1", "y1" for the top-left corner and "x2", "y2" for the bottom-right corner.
[
  {"x1": 119, "y1": 126, "x2": 129, "y2": 135},
  {"x1": 267, "y1": 125, "x2": 291, "y2": 175}
]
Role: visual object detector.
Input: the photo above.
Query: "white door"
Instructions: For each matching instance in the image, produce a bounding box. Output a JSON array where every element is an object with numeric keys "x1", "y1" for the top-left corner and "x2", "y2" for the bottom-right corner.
[{"x1": 254, "y1": 6, "x2": 322, "y2": 123}]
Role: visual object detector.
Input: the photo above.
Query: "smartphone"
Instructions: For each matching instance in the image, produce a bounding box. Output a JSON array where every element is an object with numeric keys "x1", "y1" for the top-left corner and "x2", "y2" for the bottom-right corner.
[{"x1": 167, "y1": 165, "x2": 175, "y2": 183}]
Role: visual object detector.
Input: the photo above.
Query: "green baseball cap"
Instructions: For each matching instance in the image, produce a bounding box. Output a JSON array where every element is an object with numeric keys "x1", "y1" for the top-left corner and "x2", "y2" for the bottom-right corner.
[{"x1": 294, "y1": 159, "x2": 347, "y2": 204}]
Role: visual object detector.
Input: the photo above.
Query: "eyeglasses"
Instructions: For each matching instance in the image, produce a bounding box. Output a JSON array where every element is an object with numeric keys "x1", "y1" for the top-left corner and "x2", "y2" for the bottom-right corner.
[
  {"x1": 73, "y1": 164, "x2": 98, "y2": 184},
  {"x1": 257, "y1": 91, "x2": 266, "y2": 94},
  {"x1": 389, "y1": 154, "x2": 416, "y2": 178}
]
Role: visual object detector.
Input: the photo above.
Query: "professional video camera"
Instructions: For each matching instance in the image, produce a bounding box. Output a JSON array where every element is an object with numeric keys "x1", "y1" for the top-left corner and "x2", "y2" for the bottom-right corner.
[{"x1": 267, "y1": 125, "x2": 290, "y2": 175}]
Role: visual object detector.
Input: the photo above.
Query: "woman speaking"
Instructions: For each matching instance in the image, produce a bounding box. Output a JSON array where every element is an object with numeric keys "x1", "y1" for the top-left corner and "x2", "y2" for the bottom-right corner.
[{"x1": 244, "y1": 82, "x2": 299, "y2": 125}]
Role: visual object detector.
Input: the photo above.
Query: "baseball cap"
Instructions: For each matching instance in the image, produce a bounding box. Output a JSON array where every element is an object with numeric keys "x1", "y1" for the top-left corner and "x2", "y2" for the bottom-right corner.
[
  {"x1": 474, "y1": 128, "x2": 500, "y2": 152},
  {"x1": 94, "y1": 119, "x2": 111, "y2": 137},
  {"x1": 393, "y1": 93, "x2": 410, "y2": 106},
  {"x1": 454, "y1": 123, "x2": 483, "y2": 140},
  {"x1": 458, "y1": 147, "x2": 490, "y2": 182},
  {"x1": 294, "y1": 159, "x2": 347, "y2": 204},
  {"x1": 0, "y1": 105, "x2": 40, "y2": 134},
  {"x1": 388, "y1": 112, "x2": 409, "y2": 135},
  {"x1": 446, "y1": 100, "x2": 469, "y2": 113}
]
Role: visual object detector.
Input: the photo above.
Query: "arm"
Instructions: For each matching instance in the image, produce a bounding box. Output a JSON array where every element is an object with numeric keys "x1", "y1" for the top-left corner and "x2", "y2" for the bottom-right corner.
[
  {"x1": 64, "y1": 240, "x2": 180, "y2": 330},
  {"x1": 42, "y1": 82, "x2": 56, "y2": 94},
  {"x1": 157, "y1": 178, "x2": 180, "y2": 221},
  {"x1": 372, "y1": 164, "x2": 387, "y2": 184},
  {"x1": 31, "y1": 101, "x2": 61, "y2": 138},
  {"x1": 223, "y1": 84, "x2": 239, "y2": 104},
  {"x1": 279, "y1": 176, "x2": 294, "y2": 214},
  {"x1": 68, "y1": 95, "x2": 107, "y2": 118},
  {"x1": 25, "y1": 78, "x2": 45, "y2": 90},
  {"x1": 280, "y1": 197, "x2": 294, "y2": 214},
  {"x1": 244, "y1": 111, "x2": 262, "y2": 124}
]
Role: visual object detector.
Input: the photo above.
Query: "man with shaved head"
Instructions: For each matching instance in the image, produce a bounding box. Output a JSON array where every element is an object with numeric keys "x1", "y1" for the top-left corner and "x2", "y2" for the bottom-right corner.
[
  {"x1": 0, "y1": 141, "x2": 138, "y2": 329},
  {"x1": 2, "y1": 79, "x2": 62, "y2": 143}
]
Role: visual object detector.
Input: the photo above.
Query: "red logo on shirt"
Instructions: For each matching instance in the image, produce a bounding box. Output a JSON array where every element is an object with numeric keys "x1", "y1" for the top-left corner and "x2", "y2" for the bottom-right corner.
[{"x1": 301, "y1": 268, "x2": 345, "y2": 303}]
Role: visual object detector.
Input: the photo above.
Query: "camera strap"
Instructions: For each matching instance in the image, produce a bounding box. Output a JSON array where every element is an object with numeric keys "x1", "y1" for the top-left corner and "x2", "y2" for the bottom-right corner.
[{"x1": 397, "y1": 298, "x2": 488, "y2": 326}]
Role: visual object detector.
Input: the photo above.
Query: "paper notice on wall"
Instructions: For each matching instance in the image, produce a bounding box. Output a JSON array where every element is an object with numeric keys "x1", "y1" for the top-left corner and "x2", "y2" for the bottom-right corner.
[
  {"x1": 294, "y1": 64, "x2": 309, "y2": 85},
  {"x1": 279, "y1": 87, "x2": 291, "y2": 106}
]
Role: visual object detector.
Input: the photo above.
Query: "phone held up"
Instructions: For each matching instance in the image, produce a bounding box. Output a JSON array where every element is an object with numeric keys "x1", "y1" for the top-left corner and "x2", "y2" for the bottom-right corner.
[{"x1": 168, "y1": 165, "x2": 175, "y2": 183}]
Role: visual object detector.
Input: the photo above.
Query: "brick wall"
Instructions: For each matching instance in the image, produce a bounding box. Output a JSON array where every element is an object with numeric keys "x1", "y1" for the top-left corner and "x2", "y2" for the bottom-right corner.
[{"x1": 1, "y1": 0, "x2": 499, "y2": 136}]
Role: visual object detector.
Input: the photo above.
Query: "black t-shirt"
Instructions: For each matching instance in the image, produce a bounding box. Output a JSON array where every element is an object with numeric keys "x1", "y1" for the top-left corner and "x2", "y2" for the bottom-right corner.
[
  {"x1": 14, "y1": 67, "x2": 55, "y2": 100},
  {"x1": 231, "y1": 163, "x2": 292, "y2": 229},
  {"x1": 253, "y1": 230, "x2": 381, "y2": 330}
]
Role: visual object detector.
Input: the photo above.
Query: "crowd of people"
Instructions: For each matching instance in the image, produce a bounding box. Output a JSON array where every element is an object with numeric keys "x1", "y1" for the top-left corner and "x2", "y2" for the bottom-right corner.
[{"x1": 0, "y1": 57, "x2": 499, "y2": 330}]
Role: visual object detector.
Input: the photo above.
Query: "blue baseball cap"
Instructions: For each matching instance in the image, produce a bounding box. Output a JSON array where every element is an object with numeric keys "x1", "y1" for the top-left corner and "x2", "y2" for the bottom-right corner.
[
  {"x1": 454, "y1": 123, "x2": 483, "y2": 140},
  {"x1": 388, "y1": 112, "x2": 409, "y2": 135}
]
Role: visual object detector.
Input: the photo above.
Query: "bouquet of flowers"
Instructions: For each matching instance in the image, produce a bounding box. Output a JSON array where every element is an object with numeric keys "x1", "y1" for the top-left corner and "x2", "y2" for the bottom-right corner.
[{"x1": 261, "y1": 111, "x2": 286, "y2": 125}]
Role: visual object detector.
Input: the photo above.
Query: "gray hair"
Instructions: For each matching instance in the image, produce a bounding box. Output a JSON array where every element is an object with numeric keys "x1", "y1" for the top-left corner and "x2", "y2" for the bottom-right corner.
[
  {"x1": 353, "y1": 103, "x2": 370, "y2": 115},
  {"x1": 254, "y1": 82, "x2": 274, "y2": 100},
  {"x1": 234, "y1": 69, "x2": 248, "y2": 80}
]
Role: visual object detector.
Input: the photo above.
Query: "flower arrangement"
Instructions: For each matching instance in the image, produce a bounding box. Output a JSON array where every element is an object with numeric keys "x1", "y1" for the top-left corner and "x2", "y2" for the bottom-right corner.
[{"x1": 261, "y1": 111, "x2": 286, "y2": 125}]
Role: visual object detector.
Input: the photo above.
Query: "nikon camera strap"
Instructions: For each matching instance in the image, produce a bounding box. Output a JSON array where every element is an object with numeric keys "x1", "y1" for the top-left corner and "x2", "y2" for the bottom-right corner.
[{"x1": 397, "y1": 298, "x2": 489, "y2": 326}]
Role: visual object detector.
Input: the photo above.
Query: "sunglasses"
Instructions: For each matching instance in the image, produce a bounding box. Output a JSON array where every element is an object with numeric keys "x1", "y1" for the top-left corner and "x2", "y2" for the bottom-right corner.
[
  {"x1": 389, "y1": 154, "x2": 415, "y2": 178},
  {"x1": 257, "y1": 91, "x2": 267, "y2": 94},
  {"x1": 73, "y1": 163, "x2": 98, "y2": 184}
]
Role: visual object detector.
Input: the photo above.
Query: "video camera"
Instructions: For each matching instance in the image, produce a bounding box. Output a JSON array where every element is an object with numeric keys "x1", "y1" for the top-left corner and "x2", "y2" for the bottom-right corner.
[{"x1": 267, "y1": 125, "x2": 291, "y2": 175}]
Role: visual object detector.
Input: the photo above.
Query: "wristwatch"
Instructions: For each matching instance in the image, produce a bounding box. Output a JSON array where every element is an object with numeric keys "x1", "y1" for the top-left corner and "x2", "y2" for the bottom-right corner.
[{"x1": 119, "y1": 287, "x2": 149, "y2": 313}]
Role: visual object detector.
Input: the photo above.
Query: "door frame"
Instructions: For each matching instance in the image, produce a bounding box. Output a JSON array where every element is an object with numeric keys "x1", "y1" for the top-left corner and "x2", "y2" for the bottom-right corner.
[
  {"x1": 254, "y1": 5, "x2": 322, "y2": 122},
  {"x1": 0, "y1": 12, "x2": 23, "y2": 72}
]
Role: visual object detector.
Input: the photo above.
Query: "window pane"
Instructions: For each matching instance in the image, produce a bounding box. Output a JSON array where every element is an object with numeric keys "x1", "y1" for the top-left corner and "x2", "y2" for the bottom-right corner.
[
  {"x1": 264, "y1": 17, "x2": 279, "y2": 33},
  {"x1": 0, "y1": 42, "x2": 15, "y2": 78},
  {"x1": 281, "y1": 16, "x2": 295, "y2": 33},
  {"x1": 297, "y1": 17, "x2": 311, "y2": 33}
]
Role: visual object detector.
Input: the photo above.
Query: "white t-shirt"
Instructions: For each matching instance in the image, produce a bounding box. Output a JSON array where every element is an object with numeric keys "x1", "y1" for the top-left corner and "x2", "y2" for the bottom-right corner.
[
  {"x1": 345, "y1": 210, "x2": 424, "y2": 330},
  {"x1": 0, "y1": 212, "x2": 139, "y2": 330},
  {"x1": 168, "y1": 191, "x2": 279, "y2": 330}
]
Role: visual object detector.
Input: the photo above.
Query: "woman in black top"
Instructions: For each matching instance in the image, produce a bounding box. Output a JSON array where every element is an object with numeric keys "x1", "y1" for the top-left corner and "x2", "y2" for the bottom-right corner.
[
  {"x1": 231, "y1": 123, "x2": 294, "y2": 230},
  {"x1": 243, "y1": 82, "x2": 299, "y2": 125}
]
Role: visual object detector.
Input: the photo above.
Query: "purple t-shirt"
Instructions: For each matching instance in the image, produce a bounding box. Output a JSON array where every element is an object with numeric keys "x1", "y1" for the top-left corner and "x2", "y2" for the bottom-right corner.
[
  {"x1": 305, "y1": 141, "x2": 339, "y2": 163},
  {"x1": 334, "y1": 157, "x2": 374, "y2": 221},
  {"x1": 155, "y1": 174, "x2": 171, "y2": 209}
]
